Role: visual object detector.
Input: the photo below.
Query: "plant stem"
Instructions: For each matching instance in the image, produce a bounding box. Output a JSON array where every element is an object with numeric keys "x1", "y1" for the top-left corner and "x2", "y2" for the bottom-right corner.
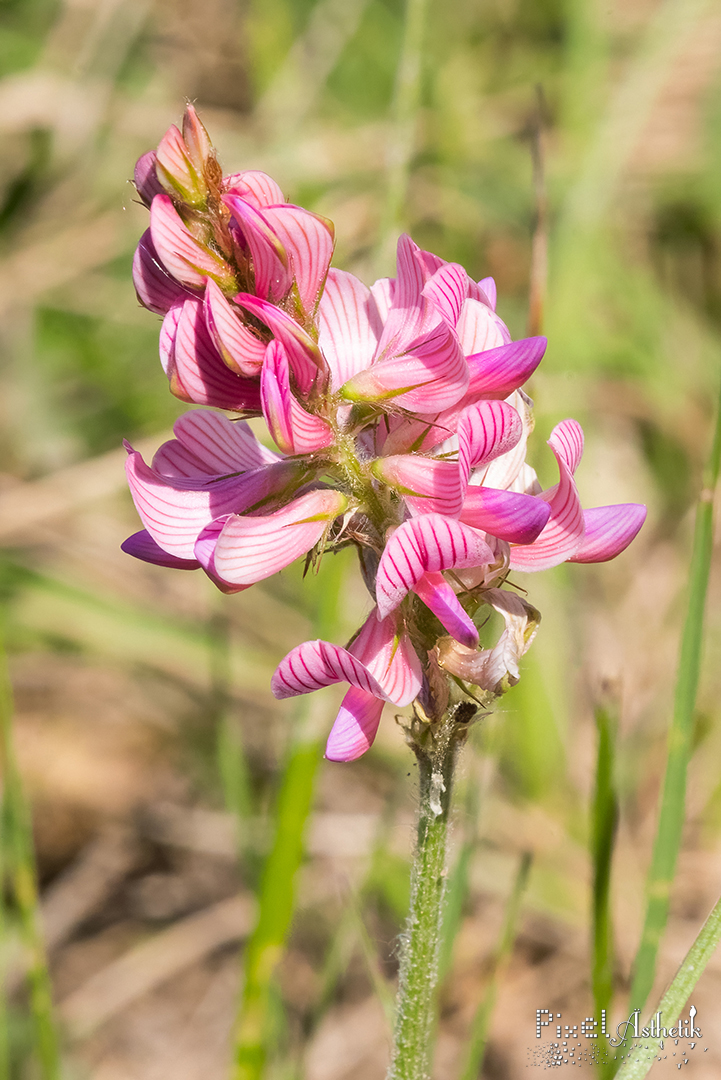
[
  {"x1": 387, "y1": 717, "x2": 457, "y2": 1080},
  {"x1": 592, "y1": 704, "x2": 618, "y2": 1080}
]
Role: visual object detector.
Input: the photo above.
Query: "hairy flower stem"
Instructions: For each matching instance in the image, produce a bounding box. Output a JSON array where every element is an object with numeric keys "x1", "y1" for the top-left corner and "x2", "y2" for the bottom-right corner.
[{"x1": 388, "y1": 713, "x2": 459, "y2": 1080}]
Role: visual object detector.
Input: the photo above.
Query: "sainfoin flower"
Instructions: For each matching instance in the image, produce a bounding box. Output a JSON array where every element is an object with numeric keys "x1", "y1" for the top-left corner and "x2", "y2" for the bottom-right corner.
[{"x1": 123, "y1": 106, "x2": 647, "y2": 762}]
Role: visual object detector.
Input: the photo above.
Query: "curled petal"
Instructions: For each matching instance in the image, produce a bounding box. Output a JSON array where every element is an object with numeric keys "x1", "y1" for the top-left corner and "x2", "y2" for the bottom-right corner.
[
  {"x1": 568, "y1": 504, "x2": 647, "y2": 563},
  {"x1": 325, "y1": 689, "x2": 385, "y2": 762},
  {"x1": 376, "y1": 514, "x2": 493, "y2": 618},
  {"x1": 133, "y1": 230, "x2": 195, "y2": 316},
  {"x1": 150, "y1": 194, "x2": 235, "y2": 290},
  {"x1": 261, "y1": 340, "x2": 334, "y2": 455},
  {"x1": 460, "y1": 487, "x2": 551, "y2": 544},
  {"x1": 121, "y1": 529, "x2": 200, "y2": 570},
  {"x1": 223, "y1": 194, "x2": 292, "y2": 303},
  {"x1": 234, "y1": 293, "x2": 327, "y2": 395},
  {"x1": 134, "y1": 152, "x2": 165, "y2": 207},
  {"x1": 152, "y1": 410, "x2": 279, "y2": 480},
  {"x1": 317, "y1": 269, "x2": 383, "y2": 389},
  {"x1": 422, "y1": 262, "x2": 468, "y2": 326},
  {"x1": 272, "y1": 638, "x2": 387, "y2": 700},
  {"x1": 204, "y1": 279, "x2": 267, "y2": 376},
  {"x1": 262, "y1": 205, "x2": 334, "y2": 316},
  {"x1": 372, "y1": 457, "x2": 464, "y2": 517},
  {"x1": 212, "y1": 489, "x2": 348, "y2": 585},
  {"x1": 375, "y1": 234, "x2": 426, "y2": 356},
  {"x1": 457, "y1": 400, "x2": 522, "y2": 486},
  {"x1": 412, "y1": 572, "x2": 479, "y2": 648},
  {"x1": 549, "y1": 418, "x2": 584, "y2": 475},
  {"x1": 172, "y1": 297, "x2": 262, "y2": 412},
  {"x1": 224, "y1": 170, "x2": 285, "y2": 208},
  {"x1": 475, "y1": 390, "x2": 534, "y2": 491},
  {"x1": 456, "y1": 297, "x2": 510, "y2": 355},
  {"x1": 465, "y1": 337, "x2": 546, "y2": 401}
]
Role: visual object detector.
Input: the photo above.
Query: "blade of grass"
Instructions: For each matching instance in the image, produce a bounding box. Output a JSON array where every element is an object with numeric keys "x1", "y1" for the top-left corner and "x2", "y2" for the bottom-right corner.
[
  {"x1": 592, "y1": 703, "x2": 619, "y2": 1079},
  {"x1": 231, "y1": 552, "x2": 347, "y2": 1080},
  {"x1": 615, "y1": 890, "x2": 721, "y2": 1080},
  {"x1": 630, "y1": 375, "x2": 721, "y2": 1013},
  {"x1": 459, "y1": 851, "x2": 532, "y2": 1080},
  {"x1": 0, "y1": 639, "x2": 61, "y2": 1080}
]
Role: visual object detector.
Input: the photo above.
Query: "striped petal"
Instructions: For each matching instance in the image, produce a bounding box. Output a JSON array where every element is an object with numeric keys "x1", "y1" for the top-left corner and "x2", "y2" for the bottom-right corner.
[
  {"x1": 456, "y1": 297, "x2": 510, "y2": 355},
  {"x1": 133, "y1": 230, "x2": 195, "y2": 316},
  {"x1": 262, "y1": 205, "x2": 334, "y2": 316},
  {"x1": 261, "y1": 340, "x2": 334, "y2": 455},
  {"x1": 460, "y1": 487, "x2": 551, "y2": 544},
  {"x1": 475, "y1": 390, "x2": 535, "y2": 491},
  {"x1": 223, "y1": 194, "x2": 291, "y2": 303},
  {"x1": 193, "y1": 519, "x2": 252, "y2": 595},
  {"x1": 182, "y1": 105, "x2": 213, "y2": 175},
  {"x1": 152, "y1": 410, "x2": 279, "y2": 480},
  {"x1": 212, "y1": 489, "x2": 347, "y2": 585},
  {"x1": 234, "y1": 293, "x2": 327, "y2": 396},
  {"x1": 325, "y1": 689, "x2": 385, "y2": 762},
  {"x1": 412, "y1": 572, "x2": 478, "y2": 648},
  {"x1": 422, "y1": 262, "x2": 468, "y2": 326},
  {"x1": 317, "y1": 269, "x2": 382, "y2": 389},
  {"x1": 204, "y1": 279, "x2": 267, "y2": 376},
  {"x1": 171, "y1": 297, "x2": 262, "y2": 412},
  {"x1": 224, "y1": 170, "x2": 286, "y2": 208},
  {"x1": 155, "y1": 123, "x2": 205, "y2": 207},
  {"x1": 150, "y1": 194, "x2": 235, "y2": 291},
  {"x1": 159, "y1": 301, "x2": 183, "y2": 375},
  {"x1": 568, "y1": 504, "x2": 647, "y2": 563},
  {"x1": 374, "y1": 234, "x2": 426, "y2": 356},
  {"x1": 551, "y1": 418, "x2": 584, "y2": 475},
  {"x1": 457, "y1": 400, "x2": 522, "y2": 487},
  {"x1": 121, "y1": 529, "x2": 200, "y2": 570},
  {"x1": 465, "y1": 337, "x2": 546, "y2": 401},
  {"x1": 372, "y1": 457, "x2": 464, "y2": 517},
  {"x1": 376, "y1": 514, "x2": 493, "y2": 618},
  {"x1": 271, "y1": 638, "x2": 388, "y2": 700},
  {"x1": 349, "y1": 609, "x2": 422, "y2": 705}
]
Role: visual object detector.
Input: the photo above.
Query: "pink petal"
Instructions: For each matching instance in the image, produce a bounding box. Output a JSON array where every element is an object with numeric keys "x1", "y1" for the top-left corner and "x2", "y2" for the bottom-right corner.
[
  {"x1": 133, "y1": 230, "x2": 195, "y2": 316},
  {"x1": 272, "y1": 638, "x2": 387, "y2": 700},
  {"x1": 159, "y1": 301, "x2": 183, "y2": 374},
  {"x1": 261, "y1": 340, "x2": 334, "y2": 455},
  {"x1": 341, "y1": 318, "x2": 469, "y2": 412},
  {"x1": 412, "y1": 571, "x2": 478, "y2": 648},
  {"x1": 460, "y1": 487, "x2": 552, "y2": 544},
  {"x1": 317, "y1": 269, "x2": 383, "y2": 389},
  {"x1": 134, "y1": 152, "x2": 165, "y2": 207},
  {"x1": 223, "y1": 194, "x2": 291, "y2": 303},
  {"x1": 376, "y1": 514, "x2": 494, "y2": 618},
  {"x1": 457, "y1": 400, "x2": 522, "y2": 486},
  {"x1": 549, "y1": 418, "x2": 584, "y2": 475},
  {"x1": 325, "y1": 689, "x2": 385, "y2": 762},
  {"x1": 223, "y1": 170, "x2": 286, "y2": 208},
  {"x1": 478, "y1": 276, "x2": 497, "y2": 310},
  {"x1": 212, "y1": 489, "x2": 347, "y2": 585},
  {"x1": 372, "y1": 456, "x2": 464, "y2": 517},
  {"x1": 465, "y1": 337, "x2": 546, "y2": 401},
  {"x1": 155, "y1": 124, "x2": 204, "y2": 205},
  {"x1": 508, "y1": 435, "x2": 585, "y2": 572},
  {"x1": 568, "y1": 504, "x2": 647, "y2": 563},
  {"x1": 422, "y1": 262, "x2": 468, "y2": 326},
  {"x1": 374, "y1": 234, "x2": 427, "y2": 357},
  {"x1": 150, "y1": 194, "x2": 236, "y2": 290},
  {"x1": 234, "y1": 293, "x2": 327, "y2": 395},
  {"x1": 348, "y1": 610, "x2": 422, "y2": 705},
  {"x1": 121, "y1": 529, "x2": 200, "y2": 569},
  {"x1": 152, "y1": 410, "x2": 279, "y2": 479},
  {"x1": 261, "y1": 205, "x2": 334, "y2": 316},
  {"x1": 204, "y1": 278, "x2": 268, "y2": 376},
  {"x1": 456, "y1": 297, "x2": 510, "y2": 355},
  {"x1": 182, "y1": 105, "x2": 213, "y2": 174},
  {"x1": 193, "y1": 519, "x2": 253, "y2": 595},
  {"x1": 171, "y1": 297, "x2": 262, "y2": 412}
]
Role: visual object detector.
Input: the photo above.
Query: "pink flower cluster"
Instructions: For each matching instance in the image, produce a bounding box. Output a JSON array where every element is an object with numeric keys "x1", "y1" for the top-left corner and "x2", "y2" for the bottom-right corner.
[{"x1": 123, "y1": 107, "x2": 646, "y2": 762}]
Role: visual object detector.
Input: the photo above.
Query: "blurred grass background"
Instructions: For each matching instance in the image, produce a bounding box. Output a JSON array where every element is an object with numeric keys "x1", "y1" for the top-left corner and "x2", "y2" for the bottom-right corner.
[{"x1": 1, "y1": 0, "x2": 721, "y2": 1077}]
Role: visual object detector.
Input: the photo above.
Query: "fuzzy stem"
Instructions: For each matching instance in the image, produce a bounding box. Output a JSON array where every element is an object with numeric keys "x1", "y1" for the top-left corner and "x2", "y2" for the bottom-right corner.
[{"x1": 387, "y1": 717, "x2": 457, "y2": 1080}]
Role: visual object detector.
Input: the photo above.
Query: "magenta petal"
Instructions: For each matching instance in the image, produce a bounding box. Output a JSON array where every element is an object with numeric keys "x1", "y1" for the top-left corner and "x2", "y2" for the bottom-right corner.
[
  {"x1": 172, "y1": 297, "x2": 262, "y2": 412},
  {"x1": 150, "y1": 194, "x2": 235, "y2": 290},
  {"x1": 317, "y1": 269, "x2": 383, "y2": 389},
  {"x1": 348, "y1": 609, "x2": 422, "y2": 705},
  {"x1": 134, "y1": 152, "x2": 165, "y2": 207},
  {"x1": 261, "y1": 340, "x2": 334, "y2": 455},
  {"x1": 372, "y1": 457, "x2": 464, "y2": 517},
  {"x1": 325, "y1": 688, "x2": 385, "y2": 762},
  {"x1": 460, "y1": 487, "x2": 551, "y2": 544},
  {"x1": 159, "y1": 301, "x2": 182, "y2": 375},
  {"x1": 261, "y1": 205, "x2": 334, "y2": 315},
  {"x1": 376, "y1": 514, "x2": 494, "y2": 618},
  {"x1": 457, "y1": 400, "x2": 522, "y2": 486},
  {"x1": 412, "y1": 572, "x2": 479, "y2": 648},
  {"x1": 568, "y1": 504, "x2": 647, "y2": 563},
  {"x1": 465, "y1": 337, "x2": 546, "y2": 401},
  {"x1": 212, "y1": 489, "x2": 347, "y2": 585},
  {"x1": 422, "y1": 262, "x2": 468, "y2": 326},
  {"x1": 133, "y1": 230, "x2": 195, "y2": 316},
  {"x1": 223, "y1": 170, "x2": 285, "y2": 209},
  {"x1": 234, "y1": 293, "x2": 327, "y2": 396},
  {"x1": 152, "y1": 410, "x2": 279, "y2": 479},
  {"x1": 204, "y1": 279, "x2": 267, "y2": 376},
  {"x1": 121, "y1": 530, "x2": 200, "y2": 570},
  {"x1": 223, "y1": 194, "x2": 292, "y2": 303},
  {"x1": 478, "y1": 276, "x2": 497, "y2": 311}
]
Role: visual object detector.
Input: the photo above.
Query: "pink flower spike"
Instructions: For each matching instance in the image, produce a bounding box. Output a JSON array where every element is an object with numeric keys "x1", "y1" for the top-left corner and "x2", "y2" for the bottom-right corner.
[
  {"x1": 212, "y1": 489, "x2": 348, "y2": 585},
  {"x1": 376, "y1": 515, "x2": 494, "y2": 618},
  {"x1": 457, "y1": 400, "x2": 522, "y2": 487},
  {"x1": 317, "y1": 269, "x2": 383, "y2": 390},
  {"x1": 465, "y1": 337, "x2": 547, "y2": 401},
  {"x1": 133, "y1": 230, "x2": 195, "y2": 316},
  {"x1": 204, "y1": 279, "x2": 267, "y2": 376},
  {"x1": 262, "y1": 205, "x2": 335, "y2": 316},
  {"x1": 478, "y1": 276, "x2": 497, "y2": 310},
  {"x1": 568, "y1": 504, "x2": 647, "y2": 563},
  {"x1": 234, "y1": 293, "x2": 327, "y2": 395},
  {"x1": 224, "y1": 170, "x2": 286, "y2": 208},
  {"x1": 150, "y1": 194, "x2": 236, "y2": 291},
  {"x1": 223, "y1": 194, "x2": 291, "y2": 303},
  {"x1": 121, "y1": 530, "x2": 200, "y2": 570},
  {"x1": 325, "y1": 689, "x2": 385, "y2": 762},
  {"x1": 152, "y1": 410, "x2": 279, "y2": 480},
  {"x1": 155, "y1": 124, "x2": 206, "y2": 208},
  {"x1": 261, "y1": 340, "x2": 334, "y2": 455},
  {"x1": 412, "y1": 572, "x2": 479, "y2": 648},
  {"x1": 371, "y1": 457, "x2": 464, "y2": 518},
  {"x1": 134, "y1": 152, "x2": 165, "y2": 207},
  {"x1": 171, "y1": 297, "x2": 262, "y2": 412},
  {"x1": 460, "y1": 487, "x2": 551, "y2": 544},
  {"x1": 456, "y1": 297, "x2": 511, "y2": 355}
]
